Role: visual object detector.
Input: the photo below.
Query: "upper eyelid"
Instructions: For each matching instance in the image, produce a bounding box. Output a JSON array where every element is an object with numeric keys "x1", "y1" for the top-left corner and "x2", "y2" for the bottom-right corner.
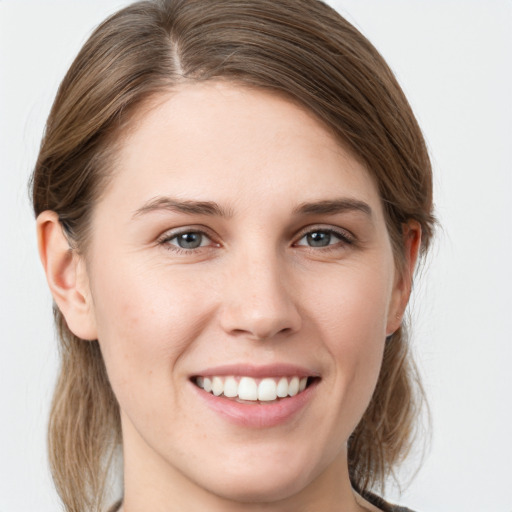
[
  {"x1": 293, "y1": 224, "x2": 355, "y2": 242},
  {"x1": 157, "y1": 229, "x2": 219, "y2": 255},
  {"x1": 155, "y1": 224, "x2": 355, "y2": 246},
  {"x1": 157, "y1": 225, "x2": 217, "y2": 242}
]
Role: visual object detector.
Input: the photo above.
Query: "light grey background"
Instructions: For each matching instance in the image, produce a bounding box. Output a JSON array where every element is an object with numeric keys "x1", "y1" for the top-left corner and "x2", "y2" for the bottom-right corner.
[{"x1": 1, "y1": 1, "x2": 511, "y2": 510}]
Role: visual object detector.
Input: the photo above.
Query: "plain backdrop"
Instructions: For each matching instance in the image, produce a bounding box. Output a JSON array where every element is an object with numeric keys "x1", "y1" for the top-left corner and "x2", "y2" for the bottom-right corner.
[{"x1": 1, "y1": 1, "x2": 511, "y2": 511}]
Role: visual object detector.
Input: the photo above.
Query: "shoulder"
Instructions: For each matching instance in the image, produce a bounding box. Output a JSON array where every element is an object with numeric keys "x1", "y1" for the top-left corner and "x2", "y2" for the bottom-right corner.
[
  {"x1": 106, "y1": 500, "x2": 122, "y2": 512},
  {"x1": 363, "y1": 491, "x2": 418, "y2": 512}
]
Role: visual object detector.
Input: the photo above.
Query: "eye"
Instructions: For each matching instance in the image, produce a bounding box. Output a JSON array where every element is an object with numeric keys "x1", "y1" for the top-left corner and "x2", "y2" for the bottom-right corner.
[
  {"x1": 295, "y1": 228, "x2": 353, "y2": 248},
  {"x1": 173, "y1": 232, "x2": 207, "y2": 249},
  {"x1": 158, "y1": 229, "x2": 215, "y2": 252}
]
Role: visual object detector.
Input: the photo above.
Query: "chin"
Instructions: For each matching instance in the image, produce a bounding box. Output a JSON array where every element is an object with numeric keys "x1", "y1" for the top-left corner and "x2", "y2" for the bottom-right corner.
[
  {"x1": 186, "y1": 444, "x2": 325, "y2": 505},
  {"x1": 202, "y1": 468, "x2": 311, "y2": 504}
]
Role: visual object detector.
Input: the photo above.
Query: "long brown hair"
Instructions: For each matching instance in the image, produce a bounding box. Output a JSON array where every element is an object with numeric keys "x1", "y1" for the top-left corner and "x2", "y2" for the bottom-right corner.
[{"x1": 32, "y1": 1, "x2": 435, "y2": 510}]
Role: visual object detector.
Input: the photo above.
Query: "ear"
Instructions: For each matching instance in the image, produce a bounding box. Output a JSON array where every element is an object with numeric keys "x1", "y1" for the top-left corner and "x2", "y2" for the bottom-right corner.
[
  {"x1": 36, "y1": 211, "x2": 98, "y2": 340},
  {"x1": 386, "y1": 220, "x2": 422, "y2": 336}
]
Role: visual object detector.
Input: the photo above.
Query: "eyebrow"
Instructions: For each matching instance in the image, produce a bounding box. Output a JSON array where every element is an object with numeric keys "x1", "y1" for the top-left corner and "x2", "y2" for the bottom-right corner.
[
  {"x1": 133, "y1": 196, "x2": 372, "y2": 220},
  {"x1": 293, "y1": 198, "x2": 373, "y2": 217},
  {"x1": 132, "y1": 196, "x2": 233, "y2": 219}
]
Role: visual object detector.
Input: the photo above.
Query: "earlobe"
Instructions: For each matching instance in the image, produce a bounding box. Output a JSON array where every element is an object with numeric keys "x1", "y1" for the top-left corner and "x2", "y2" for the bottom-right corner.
[
  {"x1": 386, "y1": 221, "x2": 422, "y2": 336},
  {"x1": 36, "y1": 211, "x2": 98, "y2": 340}
]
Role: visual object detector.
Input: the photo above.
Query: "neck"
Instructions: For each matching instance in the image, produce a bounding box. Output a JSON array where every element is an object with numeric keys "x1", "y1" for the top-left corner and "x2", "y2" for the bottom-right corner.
[
  {"x1": 119, "y1": 413, "x2": 378, "y2": 512},
  {"x1": 121, "y1": 441, "x2": 369, "y2": 511}
]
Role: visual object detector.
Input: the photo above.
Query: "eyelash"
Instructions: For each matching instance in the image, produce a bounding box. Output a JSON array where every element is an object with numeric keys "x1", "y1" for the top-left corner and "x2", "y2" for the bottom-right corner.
[
  {"x1": 157, "y1": 225, "x2": 355, "y2": 255},
  {"x1": 157, "y1": 228, "x2": 218, "y2": 255},
  {"x1": 294, "y1": 226, "x2": 355, "y2": 251}
]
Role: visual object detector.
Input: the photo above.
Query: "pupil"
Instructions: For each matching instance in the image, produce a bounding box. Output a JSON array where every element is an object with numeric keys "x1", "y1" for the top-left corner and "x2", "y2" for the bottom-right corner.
[
  {"x1": 307, "y1": 231, "x2": 330, "y2": 247},
  {"x1": 178, "y1": 232, "x2": 202, "y2": 249}
]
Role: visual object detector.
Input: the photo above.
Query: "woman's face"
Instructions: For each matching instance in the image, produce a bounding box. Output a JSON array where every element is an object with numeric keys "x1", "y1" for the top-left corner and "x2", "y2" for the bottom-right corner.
[{"x1": 77, "y1": 83, "x2": 410, "y2": 504}]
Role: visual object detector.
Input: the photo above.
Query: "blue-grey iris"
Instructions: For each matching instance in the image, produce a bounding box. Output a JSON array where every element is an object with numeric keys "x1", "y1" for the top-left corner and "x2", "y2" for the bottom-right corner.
[
  {"x1": 177, "y1": 232, "x2": 202, "y2": 249},
  {"x1": 307, "y1": 231, "x2": 331, "y2": 247}
]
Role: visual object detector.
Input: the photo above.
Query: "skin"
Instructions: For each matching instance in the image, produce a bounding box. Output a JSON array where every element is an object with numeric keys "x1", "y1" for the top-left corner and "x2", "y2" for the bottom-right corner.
[{"x1": 38, "y1": 82, "x2": 420, "y2": 512}]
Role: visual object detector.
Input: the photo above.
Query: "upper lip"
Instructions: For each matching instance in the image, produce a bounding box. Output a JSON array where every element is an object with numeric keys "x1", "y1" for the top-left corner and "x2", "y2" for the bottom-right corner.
[{"x1": 192, "y1": 363, "x2": 320, "y2": 379}]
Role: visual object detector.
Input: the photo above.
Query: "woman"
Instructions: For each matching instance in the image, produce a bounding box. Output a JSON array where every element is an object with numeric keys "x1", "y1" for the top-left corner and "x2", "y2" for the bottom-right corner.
[{"x1": 32, "y1": 0, "x2": 434, "y2": 511}]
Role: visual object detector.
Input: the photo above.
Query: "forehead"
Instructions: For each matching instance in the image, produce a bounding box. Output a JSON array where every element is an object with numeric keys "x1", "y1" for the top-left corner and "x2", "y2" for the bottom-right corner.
[{"x1": 100, "y1": 82, "x2": 383, "y2": 218}]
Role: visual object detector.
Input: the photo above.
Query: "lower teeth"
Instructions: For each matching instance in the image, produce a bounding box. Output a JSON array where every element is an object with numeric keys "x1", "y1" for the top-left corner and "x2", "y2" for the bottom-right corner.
[{"x1": 231, "y1": 396, "x2": 284, "y2": 404}]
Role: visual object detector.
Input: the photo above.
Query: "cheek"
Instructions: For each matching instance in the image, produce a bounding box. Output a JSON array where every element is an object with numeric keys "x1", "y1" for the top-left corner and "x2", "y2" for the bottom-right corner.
[
  {"x1": 88, "y1": 260, "x2": 216, "y2": 407},
  {"x1": 307, "y1": 263, "x2": 392, "y2": 428},
  {"x1": 310, "y1": 260, "x2": 393, "y2": 346}
]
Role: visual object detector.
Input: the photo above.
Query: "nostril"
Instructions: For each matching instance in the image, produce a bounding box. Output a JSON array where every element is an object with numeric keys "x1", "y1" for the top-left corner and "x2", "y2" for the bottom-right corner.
[{"x1": 233, "y1": 324, "x2": 297, "y2": 342}]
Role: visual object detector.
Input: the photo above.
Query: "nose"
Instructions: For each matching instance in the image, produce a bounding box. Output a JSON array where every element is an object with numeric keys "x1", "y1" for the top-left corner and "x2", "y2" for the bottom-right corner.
[{"x1": 219, "y1": 251, "x2": 302, "y2": 341}]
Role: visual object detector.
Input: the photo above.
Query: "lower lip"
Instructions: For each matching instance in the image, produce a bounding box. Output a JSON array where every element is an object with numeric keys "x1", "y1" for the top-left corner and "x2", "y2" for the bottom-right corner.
[{"x1": 191, "y1": 380, "x2": 318, "y2": 428}]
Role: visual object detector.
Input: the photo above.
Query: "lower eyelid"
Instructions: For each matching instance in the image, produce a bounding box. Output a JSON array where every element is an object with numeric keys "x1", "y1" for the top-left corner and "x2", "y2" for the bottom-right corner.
[
  {"x1": 157, "y1": 227, "x2": 354, "y2": 250},
  {"x1": 295, "y1": 229, "x2": 354, "y2": 246},
  {"x1": 158, "y1": 228, "x2": 211, "y2": 243}
]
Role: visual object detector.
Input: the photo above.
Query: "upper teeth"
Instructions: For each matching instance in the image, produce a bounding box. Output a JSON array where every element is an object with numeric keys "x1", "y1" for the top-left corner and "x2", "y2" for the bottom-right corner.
[{"x1": 196, "y1": 376, "x2": 308, "y2": 401}]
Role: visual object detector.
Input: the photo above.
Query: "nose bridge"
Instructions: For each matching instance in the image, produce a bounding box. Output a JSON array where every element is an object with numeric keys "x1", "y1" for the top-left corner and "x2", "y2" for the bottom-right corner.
[{"x1": 220, "y1": 243, "x2": 301, "y2": 340}]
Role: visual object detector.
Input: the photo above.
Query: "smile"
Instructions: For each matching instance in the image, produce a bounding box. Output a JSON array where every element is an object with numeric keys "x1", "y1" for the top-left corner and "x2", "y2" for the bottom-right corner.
[
  {"x1": 194, "y1": 375, "x2": 309, "y2": 402},
  {"x1": 190, "y1": 365, "x2": 320, "y2": 427}
]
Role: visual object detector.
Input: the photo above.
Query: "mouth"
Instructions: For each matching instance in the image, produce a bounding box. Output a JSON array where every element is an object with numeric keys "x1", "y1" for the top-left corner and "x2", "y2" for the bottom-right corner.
[
  {"x1": 190, "y1": 364, "x2": 320, "y2": 427},
  {"x1": 192, "y1": 375, "x2": 317, "y2": 403}
]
